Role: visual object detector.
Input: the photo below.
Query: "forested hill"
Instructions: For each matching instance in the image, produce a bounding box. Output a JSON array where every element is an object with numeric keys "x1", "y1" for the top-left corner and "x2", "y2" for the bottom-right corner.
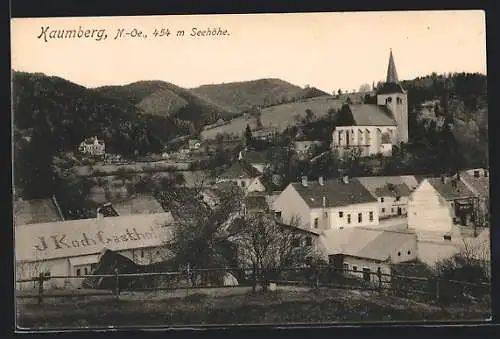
[
  {"x1": 190, "y1": 78, "x2": 326, "y2": 112},
  {"x1": 402, "y1": 72, "x2": 488, "y2": 168},
  {"x1": 11, "y1": 71, "x2": 190, "y2": 156},
  {"x1": 94, "y1": 80, "x2": 239, "y2": 128}
]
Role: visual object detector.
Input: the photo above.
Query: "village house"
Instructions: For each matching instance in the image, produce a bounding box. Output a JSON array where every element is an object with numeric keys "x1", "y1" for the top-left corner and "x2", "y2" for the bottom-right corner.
[
  {"x1": 242, "y1": 194, "x2": 270, "y2": 215},
  {"x1": 272, "y1": 176, "x2": 379, "y2": 232},
  {"x1": 252, "y1": 126, "x2": 280, "y2": 142},
  {"x1": 357, "y1": 176, "x2": 419, "y2": 219},
  {"x1": 78, "y1": 136, "x2": 105, "y2": 157},
  {"x1": 216, "y1": 161, "x2": 266, "y2": 193},
  {"x1": 331, "y1": 50, "x2": 408, "y2": 157},
  {"x1": 320, "y1": 227, "x2": 418, "y2": 284},
  {"x1": 188, "y1": 139, "x2": 202, "y2": 151},
  {"x1": 407, "y1": 176, "x2": 479, "y2": 240},
  {"x1": 103, "y1": 194, "x2": 165, "y2": 217},
  {"x1": 15, "y1": 212, "x2": 174, "y2": 290},
  {"x1": 459, "y1": 168, "x2": 489, "y2": 226},
  {"x1": 238, "y1": 150, "x2": 268, "y2": 174}
]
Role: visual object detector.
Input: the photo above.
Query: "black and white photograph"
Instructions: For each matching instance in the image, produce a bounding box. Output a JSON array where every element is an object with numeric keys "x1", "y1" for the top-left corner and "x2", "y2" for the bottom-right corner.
[{"x1": 11, "y1": 10, "x2": 490, "y2": 330}]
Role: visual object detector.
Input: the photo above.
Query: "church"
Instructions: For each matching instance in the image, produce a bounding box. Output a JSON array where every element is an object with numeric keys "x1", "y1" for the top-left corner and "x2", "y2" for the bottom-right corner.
[{"x1": 331, "y1": 50, "x2": 409, "y2": 157}]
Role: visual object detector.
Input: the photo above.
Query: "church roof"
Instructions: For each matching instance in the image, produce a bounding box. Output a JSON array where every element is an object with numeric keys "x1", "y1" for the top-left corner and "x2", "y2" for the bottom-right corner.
[{"x1": 337, "y1": 104, "x2": 397, "y2": 126}]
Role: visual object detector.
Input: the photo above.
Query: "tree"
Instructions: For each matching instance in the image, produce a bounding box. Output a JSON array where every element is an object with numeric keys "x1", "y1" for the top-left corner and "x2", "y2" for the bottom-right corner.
[
  {"x1": 231, "y1": 213, "x2": 313, "y2": 292},
  {"x1": 359, "y1": 83, "x2": 371, "y2": 93},
  {"x1": 244, "y1": 124, "x2": 253, "y2": 148},
  {"x1": 337, "y1": 89, "x2": 343, "y2": 96},
  {"x1": 164, "y1": 183, "x2": 245, "y2": 285},
  {"x1": 305, "y1": 109, "x2": 315, "y2": 123}
]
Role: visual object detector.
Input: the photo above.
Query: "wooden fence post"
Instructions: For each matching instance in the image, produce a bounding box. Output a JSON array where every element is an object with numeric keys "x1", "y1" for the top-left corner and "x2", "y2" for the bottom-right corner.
[
  {"x1": 435, "y1": 276, "x2": 440, "y2": 301},
  {"x1": 37, "y1": 273, "x2": 44, "y2": 305},
  {"x1": 377, "y1": 267, "x2": 382, "y2": 294},
  {"x1": 186, "y1": 263, "x2": 190, "y2": 297},
  {"x1": 114, "y1": 268, "x2": 120, "y2": 300}
]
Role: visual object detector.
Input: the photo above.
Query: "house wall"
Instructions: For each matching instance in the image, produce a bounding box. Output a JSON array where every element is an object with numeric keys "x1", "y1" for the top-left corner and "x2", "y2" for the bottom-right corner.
[
  {"x1": 15, "y1": 246, "x2": 168, "y2": 290},
  {"x1": 272, "y1": 185, "x2": 313, "y2": 231},
  {"x1": 341, "y1": 257, "x2": 392, "y2": 284},
  {"x1": 247, "y1": 177, "x2": 266, "y2": 192},
  {"x1": 309, "y1": 202, "x2": 379, "y2": 231},
  {"x1": 388, "y1": 237, "x2": 418, "y2": 263},
  {"x1": 378, "y1": 196, "x2": 409, "y2": 219},
  {"x1": 408, "y1": 180, "x2": 453, "y2": 233},
  {"x1": 331, "y1": 125, "x2": 397, "y2": 157}
]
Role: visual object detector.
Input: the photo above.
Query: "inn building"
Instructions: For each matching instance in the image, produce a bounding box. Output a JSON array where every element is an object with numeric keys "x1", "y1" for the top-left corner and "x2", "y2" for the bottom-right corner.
[{"x1": 15, "y1": 212, "x2": 174, "y2": 290}]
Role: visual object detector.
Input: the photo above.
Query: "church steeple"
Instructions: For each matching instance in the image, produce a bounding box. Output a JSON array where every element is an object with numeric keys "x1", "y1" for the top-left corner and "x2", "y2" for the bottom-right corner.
[{"x1": 386, "y1": 49, "x2": 399, "y2": 84}]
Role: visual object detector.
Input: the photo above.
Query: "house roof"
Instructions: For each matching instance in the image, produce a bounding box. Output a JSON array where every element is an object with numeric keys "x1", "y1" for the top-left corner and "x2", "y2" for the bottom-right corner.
[
  {"x1": 291, "y1": 178, "x2": 377, "y2": 209},
  {"x1": 376, "y1": 82, "x2": 406, "y2": 95},
  {"x1": 219, "y1": 160, "x2": 261, "y2": 179},
  {"x1": 340, "y1": 104, "x2": 397, "y2": 126},
  {"x1": 427, "y1": 177, "x2": 476, "y2": 201},
  {"x1": 357, "y1": 176, "x2": 416, "y2": 198},
  {"x1": 111, "y1": 194, "x2": 165, "y2": 216},
  {"x1": 321, "y1": 227, "x2": 416, "y2": 261},
  {"x1": 460, "y1": 170, "x2": 489, "y2": 198},
  {"x1": 14, "y1": 198, "x2": 63, "y2": 226},
  {"x1": 241, "y1": 150, "x2": 268, "y2": 164},
  {"x1": 15, "y1": 212, "x2": 175, "y2": 262}
]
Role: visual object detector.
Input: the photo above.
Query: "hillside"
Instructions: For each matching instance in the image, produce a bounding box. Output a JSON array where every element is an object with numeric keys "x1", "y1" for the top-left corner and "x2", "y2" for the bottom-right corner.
[
  {"x1": 190, "y1": 78, "x2": 307, "y2": 112},
  {"x1": 95, "y1": 81, "x2": 239, "y2": 127},
  {"x1": 200, "y1": 95, "x2": 343, "y2": 140}
]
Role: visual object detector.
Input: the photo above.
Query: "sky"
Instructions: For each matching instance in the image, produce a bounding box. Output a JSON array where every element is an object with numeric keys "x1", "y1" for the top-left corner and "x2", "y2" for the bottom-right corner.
[{"x1": 11, "y1": 10, "x2": 486, "y2": 93}]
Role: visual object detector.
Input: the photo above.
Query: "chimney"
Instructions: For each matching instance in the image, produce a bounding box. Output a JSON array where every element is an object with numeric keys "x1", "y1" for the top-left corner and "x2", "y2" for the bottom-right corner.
[
  {"x1": 342, "y1": 175, "x2": 349, "y2": 184},
  {"x1": 301, "y1": 176, "x2": 308, "y2": 186},
  {"x1": 319, "y1": 176, "x2": 324, "y2": 186}
]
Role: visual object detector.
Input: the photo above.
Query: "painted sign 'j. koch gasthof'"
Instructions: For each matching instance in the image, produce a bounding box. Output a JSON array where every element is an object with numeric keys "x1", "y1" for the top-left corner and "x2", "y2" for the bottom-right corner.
[{"x1": 15, "y1": 213, "x2": 174, "y2": 263}]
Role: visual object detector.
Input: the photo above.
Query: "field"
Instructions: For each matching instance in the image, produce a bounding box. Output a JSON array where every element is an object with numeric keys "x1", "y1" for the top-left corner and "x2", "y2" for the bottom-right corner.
[
  {"x1": 16, "y1": 286, "x2": 490, "y2": 329},
  {"x1": 200, "y1": 96, "x2": 343, "y2": 140}
]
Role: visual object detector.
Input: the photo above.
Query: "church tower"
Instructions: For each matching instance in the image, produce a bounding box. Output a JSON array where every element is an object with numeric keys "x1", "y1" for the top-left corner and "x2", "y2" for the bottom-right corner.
[{"x1": 376, "y1": 49, "x2": 409, "y2": 144}]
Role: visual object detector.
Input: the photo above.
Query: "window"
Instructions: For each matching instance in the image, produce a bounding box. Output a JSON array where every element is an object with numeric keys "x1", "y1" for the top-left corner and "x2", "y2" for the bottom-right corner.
[
  {"x1": 343, "y1": 263, "x2": 349, "y2": 272},
  {"x1": 382, "y1": 208, "x2": 385, "y2": 213},
  {"x1": 305, "y1": 236, "x2": 312, "y2": 247},
  {"x1": 141, "y1": 250, "x2": 144, "y2": 258},
  {"x1": 339, "y1": 211, "x2": 344, "y2": 218},
  {"x1": 369, "y1": 212, "x2": 374, "y2": 222},
  {"x1": 241, "y1": 181, "x2": 246, "y2": 187},
  {"x1": 391, "y1": 208, "x2": 394, "y2": 213},
  {"x1": 347, "y1": 214, "x2": 351, "y2": 224},
  {"x1": 407, "y1": 250, "x2": 411, "y2": 255},
  {"x1": 76, "y1": 268, "x2": 81, "y2": 277},
  {"x1": 380, "y1": 198, "x2": 384, "y2": 203},
  {"x1": 84, "y1": 267, "x2": 88, "y2": 275},
  {"x1": 352, "y1": 266, "x2": 358, "y2": 271},
  {"x1": 358, "y1": 213, "x2": 362, "y2": 223},
  {"x1": 397, "y1": 251, "x2": 401, "y2": 256},
  {"x1": 91, "y1": 264, "x2": 96, "y2": 271},
  {"x1": 156, "y1": 251, "x2": 160, "y2": 256},
  {"x1": 339, "y1": 227, "x2": 344, "y2": 230},
  {"x1": 314, "y1": 218, "x2": 319, "y2": 228},
  {"x1": 395, "y1": 196, "x2": 400, "y2": 202},
  {"x1": 444, "y1": 235, "x2": 452, "y2": 241},
  {"x1": 275, "y1": 211, "x2": 282, "y2": 219},
  {"x1": 387, "y1": 97, "x2": 392, "y2": 103}
]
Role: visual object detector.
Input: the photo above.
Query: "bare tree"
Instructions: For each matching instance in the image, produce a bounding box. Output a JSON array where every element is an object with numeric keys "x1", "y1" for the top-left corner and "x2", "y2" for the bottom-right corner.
[
  {"x1": 231, "y1": 213, "x2": 313, "y2": 292},
  {"x1": 359, "y1": 83, "x2": 371, "y2": 93}
]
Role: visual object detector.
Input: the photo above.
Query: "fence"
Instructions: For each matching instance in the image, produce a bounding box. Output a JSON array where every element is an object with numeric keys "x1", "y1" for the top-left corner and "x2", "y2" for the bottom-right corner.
[{"x1": 16, "y1": 265, "x2": 490, "y2": 305}]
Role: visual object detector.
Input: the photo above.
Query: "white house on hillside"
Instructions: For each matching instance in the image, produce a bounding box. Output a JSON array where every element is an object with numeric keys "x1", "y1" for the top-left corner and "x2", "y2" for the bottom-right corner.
[
  {"x1": 331, "y1": 50, "x2": 408, "y2": 157},
  {"x1": 357, "y1": 176, "x2": 418, "y2": 219},
  {"x1": 272, "y1": 176, "x2": 379, "y2": 232},
  {"x1": 78, "y1": 136, "x2": 105, "y2": 156},
  {"x1": 216, "y1": 160, "x2": 266, "y2": 193}
]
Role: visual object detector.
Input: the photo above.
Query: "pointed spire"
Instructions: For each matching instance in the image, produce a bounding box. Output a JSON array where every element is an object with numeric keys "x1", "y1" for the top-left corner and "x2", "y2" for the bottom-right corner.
[{"x1": 386, "y1": 49, "x2": 399, "y2": 83}]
